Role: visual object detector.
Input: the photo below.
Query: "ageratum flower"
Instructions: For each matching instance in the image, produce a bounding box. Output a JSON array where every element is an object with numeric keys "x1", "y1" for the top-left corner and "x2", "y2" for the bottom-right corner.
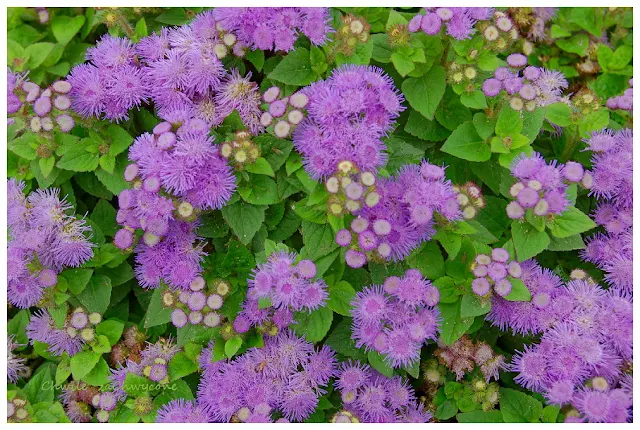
[
  {"x1": 213, "y1": 8, "x2": 332, "y2": 52},
  {"x1": 293, "y1": 64, "x2": 404, "y2": 179},
  {"x1": 408, "y1": 7, "x2": 494, "y2": 40},
  {"x1": 234, "y1": 251, "x2": 328, "y2": 333},
  {"x1": 156, "y1": 399, "x2": 212, "y2": 423},
  {"x1": 197, "y1": 331, "x2": 336, "y2": 422},
  {"x1": 7, "y1": 336, "x2": 27, "y2": 383},
  {"x1": 350, "y1": 270, "x2": 440, "y2": 368},
  {"x1": 7, "y1": 179, "x2": 94, "y2": 309}
]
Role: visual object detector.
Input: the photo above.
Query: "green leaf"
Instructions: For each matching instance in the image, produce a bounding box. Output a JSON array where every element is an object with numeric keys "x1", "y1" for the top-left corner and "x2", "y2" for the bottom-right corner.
[
  {"x1": 324, "y1": 318, "x2": 367, "y2": 361},
  {"x1": 8, "y1": 310, "x2": 30, "y2": 346},
  {"x1": 96, "y1": 319, "x2": 125, "y2": 346},
  {"x1": 8, "y1": 132, "x2": 38, "y2": 160},
  {"x1": 495, "y1": 106, "x2": 523, "y2": 137},
  {"x1": 144, "y1": 288, "x2": 172, "y2": 328},
  {"x1": 90, "y1": 199, "x2": 117, "y2": 237},
  {"x1": 503, "y1": 278, "x2": 531, "y2": 302},
  {"x1": 460, "y1": 90, "x2": 487, "y2": 109},
  {"x1": 62, "y1": 268, "x2": 93, "y2": 295},
  {"x1": 327, "y1": 281, "x2": 356, "y2": 316},
  {"x1": 367, "y1": 350, "x2": 394, "y2": 377},
  {"x1": 25, "y1": 42, "x2": 55, "y2": 69},
  {"x1": 56, "y1": 356, "x2": 72, "y2": 385},
  {"x1": 268, "y1": 48, "x2": 318, "y2": 86},
  {"x1": 556, "y1": 33, "x2": 589, "y2": 57},
  {"x1": 544, "y1": 103, "x2": 572, "y2": 127},
  {"x1": 391, "y1": 52, "x2": 415, "y2": 77},
  {"x1": 335, "y1": 39, "x2": 373, "y2": 66},
  {"x1": 245, "y1": 157, "x2": 275, "y2": 177},
  {"x1": 221, "y1": 201, "x2": 266, "y2": 245},
  {"x1": 92, "y1": 335, "x2": 112, "y2": 354},
  {"x1": 168, "y1": 352, "x2": 198, "y2": 380},
  {"x1": 83, "y1": 358, "x2": 111, "y2": 386},
  {"x1": 401, "y1": 65, "x2": 446, "y2": 120},
  {"x1": 123, "y1": 373, "x2": 155, "y2": 398},
  {"x1": 77, "y1": 275, "x2": 112, "y2": 314},
  {"x1": 578, "y1": 110, "x2": 609, "y2": 137},
  {"x1": 238, "y1": 175, "x2": 278, "y2": 205},
  {"x1": 541, "y1": 405, "x2": 560, "y2": 423},
  {"x1": 106, "y1": 125, "x2": 134, "y2": 156},
  {"x1": 70, "y1": 350, "x2": 101, "y2": 380},
  {"x1": 511, "y1": 221, "x2": 550, "y2": 261},
  {"x1": 406, "y1": 241, "x2": 445, "y2": 279},
  {"x1": 224, "y1": 337, "x2": 243, "y2": 359},
  {"x1": 56, "y1": 144, "x2": 100, "y2": 172},
  {"x1": 439, "y1": 299, "x2": 475, "y2": 345},
  {"x1": 499, "y1": 387, "x2": 543, "y2": 423},
  {"x1": 291, "y1": 306, "x2": 333, "y2": 343},
  {"x1": 457, "y1": 410, "x2": 504, "y2": 423},
  {"x1": 246, "y1": 49, "x2": 265, "y2": 71},
  {"x1": 441, "y1": 121, "x2": 491, "y2": 162},
  {"x1": 436, "y1": 399, "x2": 459, "y2": 420},
  {"x1": 460, "y1": 293, "x2": 491, "y2": 318},
  {"x1": 547, "y1": 234, "x2": 585, "y2": 251},
  {"x1": 547, "y1": 207, "x2": 596, "y2": 238},
  {"x1": 39, "y1": 157, "x2": 56, "y2": 179},
  {"x1": 405, "y1": 109, "x2": 449, "y2": 141},
  {"x1": 51, "y1": 16, "x2": 86, "y2": 45},
  {"x1": 472, "y1": 112, "x2": 495, "y2": 141},
  {"x1": 24, "y1": 365, "x2": 54, "y2": 404},
  {"x1": 301, "y1": 221, "x2": 339, "y2": 261}
]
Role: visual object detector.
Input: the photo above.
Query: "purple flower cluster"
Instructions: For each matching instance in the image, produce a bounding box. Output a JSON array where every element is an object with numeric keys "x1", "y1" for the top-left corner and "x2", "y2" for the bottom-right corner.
[
  {"x1": 581, "y1": 129, "x2": 632, "y2": 292},
  {"x1": 487, "y1": 260, "x2": 564, "y2": 335},
  {"x1": 336, "y1": 161, "x2": 460, "y2": 265},
  {"x1": 509, "y1": 280, "x2": 632, "y2": 422},
  {"x1": 162, "y1": 278, "x2": 228, "y2": 329},
  {"x1": 482, "y1": 59, "x2": 569, "y2": 112},
  {"x1": 110, "y1": 338, "x2": 181, "y2": 401},
  {"x1": 7, "y1": 336, "x2": 27, "y2": 383},
  {"x1": 471, "y1": 248, "x2": 522, "y2": 298},
  {"x1": 260, "y1": 86, "x2": 308, "y2": 138},
  {"x1": 408, "y1": 7, "x2": 494, "y2": 40},
  {"x1": 7, "y1": 69, "x2": 75, "y2": 132},
  {"x1": 197, "y1": 331, "x2": 337, "y2": 422},
  {"x1": 233, "y1": 252, "x2": 328, "y2": 334},
  {"x1": 350, "y1": 270, "x2": 441, "y2": 368},
  {"x1": 137, "y1": 12, "x2": 263, "y2": 133},
  {"x1": 325, "y1": 161, "x2": 380, "y2": 217},
  {"x1": 26, "y1": 307, "x2": 102, "y2": 357},
  {"x1": 293, "y1": 65, "x2": 404, "y2": 180},
  {"x1": 506, "y1": 152, "x2": 587, "y2": 219},
  {"x1": 7, "y1": 179, "x2": 94, "y2": 308},
  {"x1": 67, "y1": 35, "x2": 150, "y2": 122},
  {"x1": 213, "y1": 8, "x2": 332, "y2": 52},
  {"x1": 606, "y1": 79, "x2": 633, "y2": 111},
  {"x1": 334, "y1": 360, "x2": 432, "y2": 422},
  {"x1": 156, "y1": 399, "x2": 212, "y2": 423}
]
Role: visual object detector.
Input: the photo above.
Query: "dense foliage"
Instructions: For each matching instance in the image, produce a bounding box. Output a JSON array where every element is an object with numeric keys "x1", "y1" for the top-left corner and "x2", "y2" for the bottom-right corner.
[{"x1": 6, "y1": 6, "x2": 633, "y2": 424}]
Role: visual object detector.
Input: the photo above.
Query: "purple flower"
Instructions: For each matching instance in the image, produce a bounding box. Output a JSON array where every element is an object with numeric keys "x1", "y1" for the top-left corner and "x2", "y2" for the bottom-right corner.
[
  {"x1": 156, "y1": 400, "x2": 212, "y2": 423},
  {"x1": 7, "y1": 336, "x2": 27, "y2": 383}
]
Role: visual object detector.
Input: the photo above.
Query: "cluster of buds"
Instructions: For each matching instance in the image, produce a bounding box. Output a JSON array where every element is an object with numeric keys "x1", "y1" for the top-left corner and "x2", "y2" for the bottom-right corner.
[
  {"x1": 387, "y1": 23, "x2": 411, "y2": 48},
  {"x1": 220, "y1": 130, "x2": 260, "y2": 169},
  {"x1": 470, "y1": 248, "x2": 523, "y2": 298},
  {"x1": 325, "y1": 161, "x2": 379, "y2": 217},
  {"x1": 89, "y1": 392, "x2": 117, "y2": 423},
  {"x1": 506, "y1": 7, "x2": 553, "y2": 42},
  {"x1": 7, "y1": 396, "x2": 30, "y2": 423},
  {"x1": 331, "y1": 410, "x2": 361, "y2": 423},
  {"x1": 447, "y1": 62, "x2": 478, "y2": 87},
  {"x1": 110, "y1": 326, "x2": 146, "y2": 367},
  {"x1": 60, "y1": 382, "x2": 103, "y2": 423},
  {"x1": 336, "y1": 216, "x2": 394, "y2": 266},
  {"x1": 467, "y1": 377, "x2": 501, "y2": 411},
  {"x1": 434, "y1": 335, "x2": 506, "y2": 382},
  {"x1": 570, "y1": 89, "x2": 602, "y2": 116},
  {"x1": 606, "y1": 78, "x2": 633, "y2": 112},
  {"x1": 333, "y1": 14, "x2": 371, "y2": 57},
  {"x1": 8, "y1": 73, "x2": 75, "y2": 134},
  {"x1": 163, "y1": 277, "x2": 229, "y2": 329},
  {"x1": 260, "y1": 86, "x2": 308, "y2": 138},
  {"x1": 453, "y1": 182, "x2": 485, "y2": 220},
  {"x1": 66, "y1": 307, "x2": 103, "y2": 345},
  {"x1": 478, "y1": 11, "x2": 519, "y2": 52}
]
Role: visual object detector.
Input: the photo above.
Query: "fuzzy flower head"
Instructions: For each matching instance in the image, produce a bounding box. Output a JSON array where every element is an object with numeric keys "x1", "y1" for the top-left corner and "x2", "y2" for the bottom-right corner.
[
  {"x1": 471, "y1": 248, "x2": 522, "y2": 298},
  {"x1": 350, "y1": 270, "x2": 440, "y2": 369}
]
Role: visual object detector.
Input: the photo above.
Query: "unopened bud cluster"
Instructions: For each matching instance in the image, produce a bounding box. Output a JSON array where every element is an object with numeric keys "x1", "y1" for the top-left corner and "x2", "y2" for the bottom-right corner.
[
  {"x1": 66, "y1": 307, "x2": 103, "y2": 344},
  {"x1": 8, "y1": 73, "x2": 75, "y2": 134},
  {"x1": 331, "y1": 410, "x2": 361, "y2": 423},
  {"x1": 334, "y1": 14, "x2": 371, "y2": 57},
  {"x1": 453, "y1": 182, "x2": 485, "y2": 220},
  {"x1": 447, "y1": 62, "x2": 478, "y2": 86},
  {"x1": 90, "y1": 392, "x2": 118, "y2": 423},
  {"x1": 387, "y1": 24, "x2": 411, "y2": 48},
  {"x1": 478, "y1": 11, "x2": 519, "y2": 52},
  {"x1": 220, "y1": 130, "x2": 260, "y2": 169},
  {"x1": 7, "y1": 396, "x2": 31, "y2": 423},
  {"x1": 326, "y1": 161, "x2": 379, "y2": 217},
  {"x1": 110, "y1": 325, "x2": 146, "y2": 367},
  {"x1": 434, "y1": 335, "x2": 506, "y2": 382},
  {"x1": 571, "y1": 89, "x2": 602, "y2": 116},
  {"x1": 260, "y1": 86, "x2": 308, "y2": 138},
  {"x1": 471, "y1": 248, "x2": 523, "y2": 298},
  {"x1": 468, "y1": 376, "x2": 501, "y2": 411},
  {"x1": 163, "y1": 277, "x2": 229, "y2": 329}
]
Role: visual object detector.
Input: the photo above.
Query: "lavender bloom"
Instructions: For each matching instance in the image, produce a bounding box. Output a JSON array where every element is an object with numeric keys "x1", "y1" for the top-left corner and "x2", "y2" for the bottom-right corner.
[
  {"x1": 606, "y1": 79, "x2": 633, "y2": 111},
  {"x1": 7, "y1": 180, "x2": 94, "y2": 308},
  {"x1": 156, "y1": 399, "x2": 212, "y2": 423},
  {"x1": 409, "y1": 8, "x2": 493, "y2": 40},
  {"x1": 334, "y1": 360, "x2": 431, "y2": 423},
  {"x1": 7, "y1": 336, "x2": 27, "y2": 383},
  {"x1": 293, "y1": 65, "x2": 404, "y2": 179},
  {"x1": 337, "y1": 160, "x2": 460, "y2": 264},
  {"x1": 213, "y1": 8, "x2": 332, "y2": 52},
  {"x1": 67, "y1": 35, "x2": 150, "y2": 122},
  {"x1": 197, "y1": 331, "x2": 336, "y2": 422},
  {"x1": 350, "y1": 270, "x2": 441, "y2": 368},
  {"x1": 26, "y1": 310, "x2": 85, "y2": 357},
  {"x1": 471, "y1": 248, "x2": 522, "y2": 299},
  {"x1": 214, "y1": 69, "x2": 263, "y2": 134},
  {"x1": 235, "y1": 251, "x2": 328, "y2": 332}
]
